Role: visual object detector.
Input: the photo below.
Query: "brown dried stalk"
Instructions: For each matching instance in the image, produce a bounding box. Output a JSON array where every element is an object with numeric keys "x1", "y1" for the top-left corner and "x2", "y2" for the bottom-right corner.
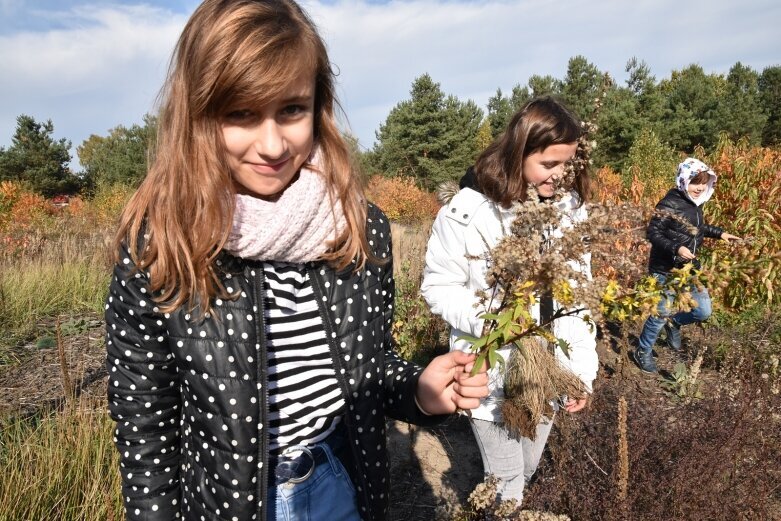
[
  {"x1": 56, "y1": 316, "x2": 74, "y2": 400},
  {"x1": 617, "y1": 396, "x2": 629, "y2": 509}
]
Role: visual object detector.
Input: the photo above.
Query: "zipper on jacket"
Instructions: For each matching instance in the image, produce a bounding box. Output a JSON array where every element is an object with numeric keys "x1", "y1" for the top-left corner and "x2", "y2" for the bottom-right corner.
[
  {"x1": 307, "y1": 264, "x2": 375, "y2": 520},
  {"x1": 249, "y1": 265, "x2": 270, "y2": 521}
]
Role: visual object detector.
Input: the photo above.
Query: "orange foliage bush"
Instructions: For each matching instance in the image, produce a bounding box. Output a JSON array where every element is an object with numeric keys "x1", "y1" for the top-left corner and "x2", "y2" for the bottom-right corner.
[
  {"x1": 591, "y1": 167, "x2": 651, "y2": 283},
  {"x1": 592, "y1": 166, "x2": 623, "y2": 204},
  {"x1": 699, "y1": 138, "x2": 781, "y2": 307},
  {"x1": 10, "y1": 192, "x2": 54, "y2": 227},
  {"x1": 364, "y1": 175, "x2": 439, "y2": 223}
]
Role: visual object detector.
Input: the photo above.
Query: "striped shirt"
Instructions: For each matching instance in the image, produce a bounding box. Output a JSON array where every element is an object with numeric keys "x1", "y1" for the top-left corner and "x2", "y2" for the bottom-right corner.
[{"x1": 262, "y1": 261, "x2": 345, "y2": 455}]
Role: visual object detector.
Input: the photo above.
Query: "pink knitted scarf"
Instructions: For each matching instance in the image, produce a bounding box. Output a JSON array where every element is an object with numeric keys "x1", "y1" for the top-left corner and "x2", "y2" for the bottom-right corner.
[{"x1": 224, "y1": 164, "x2": 347, "y2": 263}]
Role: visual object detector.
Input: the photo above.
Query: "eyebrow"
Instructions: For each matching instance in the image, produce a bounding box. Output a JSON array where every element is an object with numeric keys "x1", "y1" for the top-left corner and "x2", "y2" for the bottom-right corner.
[{"x1": 281, "y1": 94, "x2": 314, "y2": 105}]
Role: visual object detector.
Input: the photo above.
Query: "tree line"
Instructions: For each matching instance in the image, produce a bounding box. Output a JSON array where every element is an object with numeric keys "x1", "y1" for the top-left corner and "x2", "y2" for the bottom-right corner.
[{"x1": 1, "y1": 56, "x2": 779, "y2": 196}]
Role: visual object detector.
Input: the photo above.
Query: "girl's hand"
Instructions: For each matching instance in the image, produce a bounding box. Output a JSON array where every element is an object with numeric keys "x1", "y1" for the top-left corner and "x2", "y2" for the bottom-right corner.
[
  {"x1": 676, "y1": 246, "x2": 695, "y2": 260},
  {"x1": 563, "y1": 397, "x2": 588, "y2": 413},
  {"x1": 415, "y1": 351, "x2": 489, "y2": 415},
  {"x1": 721, "y1": 232, "x2": 741, "y2": 242}
]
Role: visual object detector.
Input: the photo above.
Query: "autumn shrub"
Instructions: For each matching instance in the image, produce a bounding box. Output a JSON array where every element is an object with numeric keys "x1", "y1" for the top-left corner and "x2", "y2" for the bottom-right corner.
[
  {"x1": 393, "y1": 260, "x2": 448, "y2": 364},
  {"x1": 82, "y1": 182, "x2": 135, "y2": 228},
  {"x1": 0, "y1": 180, "x2": 21, "y2": 219},
  {"x1": 590, "y1": 168, "x2": 651, "y2": 283},
  {"x1": 697, "y1": 136, "x2": 781, "y2": 308},
  {"x1": 0, "y1": 181, "x2": 59, "y2": 259},
  {"x1": 591, "y1": 166, "x2": 623, "y2": 205},
  {"x1": 622, "y1": 128, "x2": 679, "y2": 206},
  {"x1": 365, "y1": 175, "x2": 440, "y2": 223},
  {"x1": 0, "y1": 181, "x2": 55, "y2": 231}
]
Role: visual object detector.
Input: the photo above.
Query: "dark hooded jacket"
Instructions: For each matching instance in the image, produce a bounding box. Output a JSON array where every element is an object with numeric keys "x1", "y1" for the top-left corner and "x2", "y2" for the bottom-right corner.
[
  {"x1": 105, "y1": 204, "x2": 445, "y2": 521},
  {"x1": 647, "y1": 188, "x2": 723, "y2": 275}
]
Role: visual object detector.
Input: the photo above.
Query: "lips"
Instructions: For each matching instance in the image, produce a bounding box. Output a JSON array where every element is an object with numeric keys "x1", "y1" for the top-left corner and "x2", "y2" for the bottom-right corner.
[{"x1": 247, "y1": 157, "x2": 290, "y2": 174}]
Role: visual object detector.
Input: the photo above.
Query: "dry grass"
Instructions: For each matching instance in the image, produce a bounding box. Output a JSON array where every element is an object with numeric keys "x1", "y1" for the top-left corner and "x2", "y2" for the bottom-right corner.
[
  {"x1": 0, "y1": 398, "x2": 123, "y2": 520},
  {"x1": 0, "y1": 231, "x2": 111, "y2": 358},
  {"x1": 391, "y1": 220, "x2": 432, "y2": 280}
]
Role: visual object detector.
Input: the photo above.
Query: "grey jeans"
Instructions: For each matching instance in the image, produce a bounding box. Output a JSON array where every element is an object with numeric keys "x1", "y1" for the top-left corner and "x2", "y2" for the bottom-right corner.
[{"x1": 470, "y1": 416, "x2": 554, "y2": 503}]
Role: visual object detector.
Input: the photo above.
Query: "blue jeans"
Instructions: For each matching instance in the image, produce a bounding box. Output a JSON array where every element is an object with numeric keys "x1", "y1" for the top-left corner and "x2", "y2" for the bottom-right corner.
[
  {"x1": 268, "y1": 440, "x2": 360, "y2": 521},
  {"x1": 637, "y1": 273, "x2": 712, "y2": 352}
]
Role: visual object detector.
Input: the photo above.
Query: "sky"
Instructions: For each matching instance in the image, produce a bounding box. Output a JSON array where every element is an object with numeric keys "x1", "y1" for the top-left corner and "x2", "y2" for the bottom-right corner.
[{"x1": 1, "y1": 0, "x2": 780, "y2": 168}]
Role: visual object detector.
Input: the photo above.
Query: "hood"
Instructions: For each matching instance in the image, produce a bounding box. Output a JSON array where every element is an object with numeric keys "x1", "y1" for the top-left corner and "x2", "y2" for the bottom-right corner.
[{"x1": 676, "y1": 157, "x2": 717, "y2": 206}]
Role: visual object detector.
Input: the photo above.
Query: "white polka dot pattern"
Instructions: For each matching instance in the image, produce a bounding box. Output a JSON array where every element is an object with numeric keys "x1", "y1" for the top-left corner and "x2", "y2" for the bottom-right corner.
[{"x1": 105, "y1": 205, "x2": 443, "y2": 521}]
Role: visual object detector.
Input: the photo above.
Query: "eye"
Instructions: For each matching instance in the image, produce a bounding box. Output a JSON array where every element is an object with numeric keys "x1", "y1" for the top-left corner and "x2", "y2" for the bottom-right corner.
[
  {"x1": 225, "y1": 109, "x2": 254, "y2": 121},
  {"x1": 280, "y1": 104, "x2": 307, "y2": 118}
]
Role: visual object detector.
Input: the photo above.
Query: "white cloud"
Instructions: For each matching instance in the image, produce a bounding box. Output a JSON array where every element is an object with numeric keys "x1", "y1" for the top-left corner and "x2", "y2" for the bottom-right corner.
[
  {"x1": 305, "y1": 0, "x2": 781, "y2": 148},
  {"x1": 1, "y1": 0, "x2": 779, "y2": 164},
  {"x1": 0, "y1": 4, "x2": 186, "y2": 163}
]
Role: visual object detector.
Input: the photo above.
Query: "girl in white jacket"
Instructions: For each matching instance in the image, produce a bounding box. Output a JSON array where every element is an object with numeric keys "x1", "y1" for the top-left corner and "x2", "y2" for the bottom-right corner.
[{"x1": 421, "y1": 96, "x2": 598, "y2": 504}]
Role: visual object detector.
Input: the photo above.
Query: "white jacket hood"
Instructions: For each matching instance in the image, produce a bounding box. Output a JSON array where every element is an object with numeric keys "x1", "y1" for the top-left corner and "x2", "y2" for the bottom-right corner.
[{"x1": 676, "y1": 157, "x2": 717, "y2": 206}]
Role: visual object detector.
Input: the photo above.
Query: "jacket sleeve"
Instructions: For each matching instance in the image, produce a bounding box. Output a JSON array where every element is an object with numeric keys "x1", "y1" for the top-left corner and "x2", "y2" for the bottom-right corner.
[
  {"x1": 554, "y1": 313, "x2": 598, "y2": 393},
  {"x1": 369, "y1": 207, "x2": 448, "y2": 427},
  {"x1": 420, "y1": 208, "x2": 486, "y2": 337},
  {"x1": 646, "y1": 199, "x2": 686, "y2": 256},
  {"x1": 703, "y1": 223, "x2": 724, "y2": 239},
  {"x1": 105, "y1": 244, "x2": 181, "y2": 520}
]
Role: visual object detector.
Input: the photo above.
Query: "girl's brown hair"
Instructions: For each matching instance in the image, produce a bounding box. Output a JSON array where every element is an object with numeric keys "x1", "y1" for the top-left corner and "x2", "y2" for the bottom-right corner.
[
  {"x1": 690, "y1": 170, "x2": 711, "y2": 184},
  {"x1": 474, "y1": 96, "x2": 589, "y2": 207},
  {"x1": 115, "y1": 0, "x2": 369, "y2": 313}
]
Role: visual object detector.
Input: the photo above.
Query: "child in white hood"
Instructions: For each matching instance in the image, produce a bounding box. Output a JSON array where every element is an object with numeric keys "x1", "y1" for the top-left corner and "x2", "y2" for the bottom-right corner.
[{"x1": 634, "y1": 158, "x2": 740, "y2": 373}]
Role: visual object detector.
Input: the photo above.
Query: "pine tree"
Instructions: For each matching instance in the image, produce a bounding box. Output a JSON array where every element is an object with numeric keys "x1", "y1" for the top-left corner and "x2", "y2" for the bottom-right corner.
[
  {"x1": 371, "y1": 74, "x2": 483, "y2": 191},
  {"x1": 715, "y1": 62, "x2": 767, "y2": 144},
  {"x1": 0, "y1": 115, "x2": 77, "y2": 196},
  {"x1": 759, "y1": 65, "x2": 781, "y2": 146},
  {"x1": 561, "y1": 55, "x2": 603, "y2": 120},
  {"x1": 659, "y1": 65, "x2": 723, "y2": 152}
]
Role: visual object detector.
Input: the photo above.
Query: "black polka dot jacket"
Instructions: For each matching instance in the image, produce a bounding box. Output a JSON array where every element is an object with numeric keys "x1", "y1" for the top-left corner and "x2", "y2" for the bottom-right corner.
[{"x1": 106, "y1": 205, "x2": 445, "y2": 521}]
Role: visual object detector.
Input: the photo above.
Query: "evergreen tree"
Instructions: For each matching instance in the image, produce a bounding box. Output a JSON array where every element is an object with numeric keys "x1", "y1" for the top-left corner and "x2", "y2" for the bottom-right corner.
[
  {"x1": 626, "y1": 57, "x2": 666, "y2": 133},
  {"x1": 371, "y1": 74, "x2": 483, "y2": 191},
  {"x1": 659, "y1": 64, "x2": 723, "y2": 152},
  {"x1": 759, "y1": 65, "x2": 781, "y2": 146},
  {"x1": 594, "y1": 86, "x2": 640, "y2": 170},
  {"x1": 561, "y1": 55, "x2": 603, "y2": 120},
  {"x1": 715, "y1": 62, "x2": 766, "y2": 144},
  {"x1": 487, "y1": 88, "x2": 513, "y2": 138},
  {"x1": 0, "y1": 114, "x2": 77, "y2": 196},
  {"x1": 528, "y1": 74, "x2": 562, "y2": 98},
  {"x1": 486, "y1": 84, "x2": 530, "y2": 137}
]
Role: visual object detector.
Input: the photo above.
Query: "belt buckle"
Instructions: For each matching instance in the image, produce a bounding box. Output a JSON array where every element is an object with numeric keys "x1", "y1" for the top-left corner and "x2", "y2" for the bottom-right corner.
[{"x1": 276, "y1": 445, "x2": 316, "y2": 487}]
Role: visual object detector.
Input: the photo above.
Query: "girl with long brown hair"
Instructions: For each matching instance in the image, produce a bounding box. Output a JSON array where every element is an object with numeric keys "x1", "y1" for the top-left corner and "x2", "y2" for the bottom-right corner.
[
  {"x1": 421, "y1": 96, "x2": 598, "y2": 505},
  {"x1": 105, "y1": 1, "x2": 488, "y2": 519}
]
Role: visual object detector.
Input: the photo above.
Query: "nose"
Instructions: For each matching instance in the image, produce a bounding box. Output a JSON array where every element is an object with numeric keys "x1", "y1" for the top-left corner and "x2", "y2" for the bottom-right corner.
[{"x1": 252, "y1": 119, "x2": 287, "y2": 160}]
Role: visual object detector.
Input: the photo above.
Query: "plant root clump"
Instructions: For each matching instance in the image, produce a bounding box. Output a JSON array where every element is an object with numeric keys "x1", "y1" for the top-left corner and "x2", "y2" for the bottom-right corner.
[{"x1": 501, "y1": 338, "x2": 587, "y2": 440}]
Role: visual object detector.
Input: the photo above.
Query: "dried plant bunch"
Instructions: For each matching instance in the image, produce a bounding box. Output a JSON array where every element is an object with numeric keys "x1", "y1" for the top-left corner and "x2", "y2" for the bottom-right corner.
[{"x1": 502, "y1": 337, "x2": 587, "y2": 440}]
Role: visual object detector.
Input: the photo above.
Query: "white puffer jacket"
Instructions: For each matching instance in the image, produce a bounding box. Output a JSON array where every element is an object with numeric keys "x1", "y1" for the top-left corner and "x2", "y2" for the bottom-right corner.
[{"x1": 421, "y1": 187, "x2": 598, "y2": 422}]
